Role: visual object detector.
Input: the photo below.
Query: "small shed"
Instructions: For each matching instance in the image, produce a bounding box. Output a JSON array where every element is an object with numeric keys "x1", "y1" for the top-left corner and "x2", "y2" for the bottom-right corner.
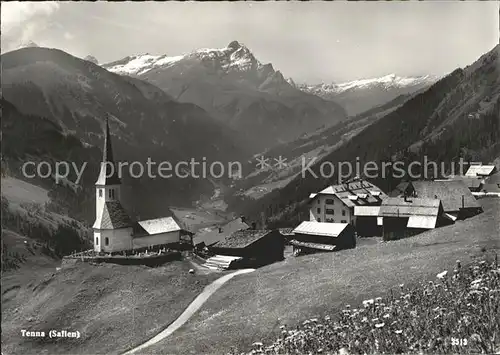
[
  {"x1": 291, "y1": 221, "x2": 356, "y2": 255},
  {"x1": 209, "y1": 229, "x2": 284, "y2": 267}
]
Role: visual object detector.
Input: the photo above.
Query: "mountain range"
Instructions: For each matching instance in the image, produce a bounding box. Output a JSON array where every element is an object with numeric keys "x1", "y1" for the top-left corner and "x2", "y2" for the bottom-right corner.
[
  {"x1": 297, "y1": 74, "x2": 439, "y2": 116},
  {"x1": 1, "y1": 47, "x2": 246, "y2": 222},
  {"x1": 103, "y1": 41, "x2": 348, "y2": 151}
]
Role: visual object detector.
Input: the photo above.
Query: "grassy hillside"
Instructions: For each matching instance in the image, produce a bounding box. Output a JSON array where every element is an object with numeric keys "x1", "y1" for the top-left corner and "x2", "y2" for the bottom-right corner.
[
  {"x1": 1, "y1": 260, "x2": 220, "y2": 355},
  {"x1": 145, "y1": 198, "x2": 499, "y2": 355}
]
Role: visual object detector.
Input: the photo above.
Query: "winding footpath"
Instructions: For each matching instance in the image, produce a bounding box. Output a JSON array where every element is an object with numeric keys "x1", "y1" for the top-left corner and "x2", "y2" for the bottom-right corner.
[{"x1": 123, "y1": 268, "x2": 255, "y2": 354}]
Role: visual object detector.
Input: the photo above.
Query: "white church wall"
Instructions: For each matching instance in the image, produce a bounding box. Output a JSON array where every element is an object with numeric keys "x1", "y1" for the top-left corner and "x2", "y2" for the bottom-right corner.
[
  {"x1": 94, "y1": 231, "x2": 101, "y2": 252},
  {"x1": 132, "y1": 231, "x2": 180, "y2": 249},
  {"x1": 99, "y1": 228, "x2": 134, "y2": 253}
]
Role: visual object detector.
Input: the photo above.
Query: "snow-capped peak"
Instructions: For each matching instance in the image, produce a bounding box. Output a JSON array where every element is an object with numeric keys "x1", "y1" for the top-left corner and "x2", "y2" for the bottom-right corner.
[
  {"x1": 300, "y1": 74, "x2": 439, "y2": 93},
  {"x1": 104, "y1": 40, "x2": 259, "y2": 76}
]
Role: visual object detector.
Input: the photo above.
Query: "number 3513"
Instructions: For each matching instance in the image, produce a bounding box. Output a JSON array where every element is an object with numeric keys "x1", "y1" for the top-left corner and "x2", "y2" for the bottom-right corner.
[{"x1": 451, "y1": 337, "x2": 468, "y2": 346}]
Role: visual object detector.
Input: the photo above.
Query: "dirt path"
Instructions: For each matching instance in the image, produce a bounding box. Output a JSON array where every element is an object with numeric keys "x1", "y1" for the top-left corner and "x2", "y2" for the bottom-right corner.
[{"x1": 122, "y1": 268, "x2": 255, "y2": 354}]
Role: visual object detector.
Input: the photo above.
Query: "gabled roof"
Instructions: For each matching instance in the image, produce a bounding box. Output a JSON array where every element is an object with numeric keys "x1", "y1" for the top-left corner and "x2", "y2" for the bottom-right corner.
[
  {"x1": 293, "y1": 221, "x2": 350, "y2": 238},
  {"x1": 411, "y1": 180, "x2": 480, "y2": 212},
  {"x1": 136, "y1": 217, "x2": 181, "y2": 235},
  {"x1": 95, "y1": 117, "x2": 121, "y2": 186},
  {"x1": 212, "y1": 229, "x2": 272, "y2": 249},
  {"x1": 310, "y1": 178, "x2": 387, "y2": 208},
  {"x1": 465, "y1": 165, "x2": 496, "y2": 177},
  {"x1": 93, "y1": 201, "x2": 133, "y2": 229},
  {"x1": 380, "y1": 197, "x2": 441, "y2": 217}
]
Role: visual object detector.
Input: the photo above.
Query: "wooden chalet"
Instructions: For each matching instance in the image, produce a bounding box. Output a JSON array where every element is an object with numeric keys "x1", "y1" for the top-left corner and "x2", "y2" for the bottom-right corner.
[
  {"x1": 291, "y1": 221, "x2": 356, "y2": 255},
  {"x1": 379, "y1": 197, "x2": 453, "y2": 241},
  {"x1": 209, "y1": 229, "x2": 284, "y2": 268}
]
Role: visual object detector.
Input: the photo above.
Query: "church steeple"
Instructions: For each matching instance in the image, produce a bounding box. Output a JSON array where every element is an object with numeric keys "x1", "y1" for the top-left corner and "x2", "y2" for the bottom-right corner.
[{"x1": 95, "y1": 116, "x2": 121, "y2": 186}]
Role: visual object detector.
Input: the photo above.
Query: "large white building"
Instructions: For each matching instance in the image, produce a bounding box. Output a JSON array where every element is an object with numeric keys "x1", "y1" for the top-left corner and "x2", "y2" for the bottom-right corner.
[
  {"x1": 308, "y1": 177, "x2": 387, "y2": 226},
  {"x1": 92, "y1": 119, "x2": 181, "y2": 253}
]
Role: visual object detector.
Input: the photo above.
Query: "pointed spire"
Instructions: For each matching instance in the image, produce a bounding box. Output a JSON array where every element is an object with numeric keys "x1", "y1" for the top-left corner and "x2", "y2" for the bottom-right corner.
[
  {"x1": 103, "y1": 116, "x2": 115, "y2": 163},
  {"x1": 95, "y1": 115, "x2": 121, "y2": 186}
]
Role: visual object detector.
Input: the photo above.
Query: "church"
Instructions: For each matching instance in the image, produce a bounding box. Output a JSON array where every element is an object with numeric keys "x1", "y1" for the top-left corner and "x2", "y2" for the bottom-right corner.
[{"x1": 92, "y1": 119, "x2": 181, "y2": 253}]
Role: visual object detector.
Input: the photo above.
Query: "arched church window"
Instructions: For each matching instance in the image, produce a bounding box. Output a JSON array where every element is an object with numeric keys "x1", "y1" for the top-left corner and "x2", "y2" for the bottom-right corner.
[
  {"x1": 105, "y1": 237, "x2": 109, "y2": 246},
  {"x1": 95, "y1": 237, "x2": 99, "y2": 245},
  {"x1": 99, "y1": 189, "x2": 103, "y2": 197}
]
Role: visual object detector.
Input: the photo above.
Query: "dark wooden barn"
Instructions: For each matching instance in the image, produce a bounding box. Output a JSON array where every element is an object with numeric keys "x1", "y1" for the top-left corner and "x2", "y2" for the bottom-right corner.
[
  {"x1": 209, "y1": 229, "x2": 284, "y2": 268},
  {"x1": 291, "y1": 221, "x2": 356, "y2": 255},
  {"x1": 379, "y1": 197, "x2": 453, "y2": 241},
  {"x1": 410, "y1": 180, "x2": 483, "y2": 219},
  {"x1": 353, "y1": 206, "x2": 382, "y2": 237}
]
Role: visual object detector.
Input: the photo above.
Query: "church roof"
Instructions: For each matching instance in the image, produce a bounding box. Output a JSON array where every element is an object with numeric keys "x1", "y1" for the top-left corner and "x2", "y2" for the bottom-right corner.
[
  {"x1": 136, "y1": 217, "x2": 181, "y2": 236},
  {"x1": 95, "y1": 117, "x2": 121, "y2": 186},
  {"x1": 93, "y1": 200, "x2": 133, "y2": 229}
]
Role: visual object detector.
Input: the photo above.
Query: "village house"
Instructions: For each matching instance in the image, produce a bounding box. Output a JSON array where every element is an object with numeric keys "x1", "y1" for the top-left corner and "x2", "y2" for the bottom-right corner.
[
  {"x1": 410, "y1": 180, "x2": 483, "y2": 220},
  {"x1": 378, "y1": 197, "x2": 452, "y2": 241},
  {"x1": 93, "y1": 119, "x2": 182, "y2": 253},
  {"x1": 205, "y1": 229, "x2": 284, "y2": 269},
  {"x1": 291, "y1": 221, "x2": 356, "y2": 255},
  {"x1": 192, "y1": 216, "x2": 250, "y2": 248},
  {"x1": 308, "y1": 177, "x2": 386, "y2": 237}
]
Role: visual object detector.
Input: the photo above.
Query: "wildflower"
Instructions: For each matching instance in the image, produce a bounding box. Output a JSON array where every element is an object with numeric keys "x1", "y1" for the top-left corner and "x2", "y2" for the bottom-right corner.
[
  {"x1": 324, "y1": 315, "x2": 331, "y2": 321},
  {"x1": 395, "y1": 330, "x2": 403, "y2": 334},
  {"x1": 279, "y1": 325, "x2": 286, "y2": 330},
  {"x1": 383, "y1": 314, "x2": 390, "y2": 319},
  {"x1": 399, "y1": 283, "x2": 404, "y2": 288},
  {"x1": 252, "y1": 342, "x2": 263, "y2": 347},
  {"x1": 471, "y1": 278, "x2": 483, "y2": 285},
  {"x1": 437, "y1": 270, "x2": 448, "y2": 279},
  {"x1": 372, "y1": 318, "x2": 379, "y2": 322},
  {"x1": 375, "y1": 322, "x2": 385, "y2": 328},
  {"x1": 345, "y1": 304, "x2": 351, "y2": 309},
  {"x1": 362, "y1": 317, "x2": 368, "y2": 322},
  {"x1": 362, "y1": 299, "x2": 374, "y2": 306},
  {"x1": 375, "y1": 297, "x2": 382, "y2": 302}
]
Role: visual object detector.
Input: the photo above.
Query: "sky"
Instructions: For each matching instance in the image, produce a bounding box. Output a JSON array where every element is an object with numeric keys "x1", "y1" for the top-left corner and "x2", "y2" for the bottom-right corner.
[{"x1": 1, "y1": 1, "x2": 498, "y2": 84}]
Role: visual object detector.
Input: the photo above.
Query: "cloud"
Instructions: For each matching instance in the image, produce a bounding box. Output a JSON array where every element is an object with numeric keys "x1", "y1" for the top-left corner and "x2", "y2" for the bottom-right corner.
[
  {"x1": 64, "y1": 32, "x2": 74, "y2": 40},
  {"x1": 1, "y1": 2, "x2": 60, "y2": 51}
]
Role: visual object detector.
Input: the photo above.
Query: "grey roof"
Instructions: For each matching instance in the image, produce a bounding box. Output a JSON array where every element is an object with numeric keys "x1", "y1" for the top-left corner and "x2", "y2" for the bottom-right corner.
[
  {"x1": 212, "y1": 229, "x2": 272, "y2": 249},
  {"x1": 354, "y1": 206, "x2": 381, "y2": 216},
  {"x1": 137, "y1": 217, "x2": 181, "y2": 235},
  {"x1": 94, "y1": 201, "x2": 133, "y2": 229},
  {"x1": 380, "y1": 197, "x2": 441, "y2": 218},
  {"x1": 411, "y1": 180, "x2": 480, "y2": 212},
  {"x1": 313, "y1": 178, "x2": 387, "y2": 208},
  {"x1": 465, "y1": 165, "x2": 496, "y2": 177},
  {"x1": 293, "y1": 221, "x2": 350, "y2": 237},
  {"x1": 193, "y1": 217, "x2": 250, "y2": 246}
]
